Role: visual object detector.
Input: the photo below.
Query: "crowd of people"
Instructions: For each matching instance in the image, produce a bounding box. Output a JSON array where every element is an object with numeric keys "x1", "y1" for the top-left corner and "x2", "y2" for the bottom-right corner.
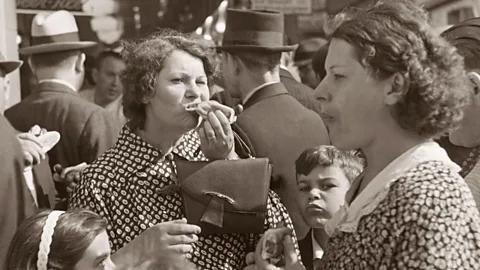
[{"x1": 1, "y1": 0, "x2": 480, "y2": 269}]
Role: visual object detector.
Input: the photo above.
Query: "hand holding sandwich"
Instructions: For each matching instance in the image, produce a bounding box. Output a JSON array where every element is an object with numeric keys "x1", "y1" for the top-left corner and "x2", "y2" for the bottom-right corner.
[{"x1": 244, "y1": 227, "x2": 306, "y2": 270}]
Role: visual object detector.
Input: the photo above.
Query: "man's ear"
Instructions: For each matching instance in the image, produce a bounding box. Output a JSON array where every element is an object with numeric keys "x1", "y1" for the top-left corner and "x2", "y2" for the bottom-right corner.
[
  {"x1": 468, "y1": 71, "x2": 480, "y2": 99},
  {"x1": 74, "y1": 53, "x2": 86, "y2": 73},
  {"x1": 92, "y1": 67, "x2": 99, "y2": 84},
  {"x1": 384, "y1": 73, "x2": 409, "y2": 106}
]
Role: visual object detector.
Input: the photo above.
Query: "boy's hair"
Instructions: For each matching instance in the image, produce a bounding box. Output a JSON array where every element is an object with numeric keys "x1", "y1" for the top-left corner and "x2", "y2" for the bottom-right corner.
[{"x1": 295, "y1": 145, "x2": 365, "y2": 182}]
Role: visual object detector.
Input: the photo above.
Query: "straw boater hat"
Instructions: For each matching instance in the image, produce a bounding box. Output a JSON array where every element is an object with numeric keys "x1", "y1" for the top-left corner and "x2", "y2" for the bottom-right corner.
[
  {"x1": 217, "y1": 9, "x2": 297, "y2": 53},
  {"x1": 0, "y1": 51, "x2": 22, "y2": 74},
  {"x1": 19, "y1": 10, "x2": 97, "y2": 55}
]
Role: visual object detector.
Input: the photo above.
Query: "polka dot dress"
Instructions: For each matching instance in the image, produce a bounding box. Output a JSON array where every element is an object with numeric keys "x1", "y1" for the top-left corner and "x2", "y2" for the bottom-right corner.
[
  {"x1": 319, "y1": 161, "x2": 480, "y2": 270},
  {"x1": 69, "y1": 126, "x2": 299, "y2": 270}
]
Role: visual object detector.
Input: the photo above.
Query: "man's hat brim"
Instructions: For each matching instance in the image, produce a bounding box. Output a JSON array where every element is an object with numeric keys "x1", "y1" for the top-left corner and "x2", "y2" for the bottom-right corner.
[
  {"x1": 0, "y1": 60, "x2": 23, "y2": 74},
  {"x1": 19, "y1": 41, "x2": 97, "y2": 55},
  {"x1": 216, "y1": 44, "x2": 298, "y2": 53}
]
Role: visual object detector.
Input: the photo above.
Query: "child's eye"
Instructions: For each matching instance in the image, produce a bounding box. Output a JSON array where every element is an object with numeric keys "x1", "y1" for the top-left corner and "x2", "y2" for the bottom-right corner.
[
  {"x1": 299, "y1": 186, "x2": 309, "y2": 192},
  {"x1": 320, "y1": 184, "x2": 336, "y2": 190},
  {"x1": 171, "y1": 78, "x2": 183, "y2": 83}
]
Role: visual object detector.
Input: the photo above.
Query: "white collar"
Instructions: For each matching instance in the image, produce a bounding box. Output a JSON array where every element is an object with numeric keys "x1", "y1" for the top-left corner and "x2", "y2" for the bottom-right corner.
[
  {"x1": 241, "y1": 81, "x2": 279, "y2": 105},
  {"x1": 311, "y1": 231, "x2": 324, "y2": 260},
  {"x1": 38, "y1": 79, "x2": 77, "y2": 92},
  {"x1": 325, "y1": 141, "x2": 461, "y2": 236}
]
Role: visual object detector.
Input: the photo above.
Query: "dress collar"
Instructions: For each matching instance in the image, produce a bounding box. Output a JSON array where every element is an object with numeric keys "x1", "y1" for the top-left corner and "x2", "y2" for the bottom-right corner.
[
  {"x1": 116, "y1": 126, "x2": 203, "y2": 169},
  {"x1": 325, "y1": 141, "x2": 461, "y2": 236}
]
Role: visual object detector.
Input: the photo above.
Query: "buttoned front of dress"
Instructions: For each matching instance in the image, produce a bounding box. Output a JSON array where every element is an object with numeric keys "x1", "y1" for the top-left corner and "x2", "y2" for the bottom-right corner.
[{"x1": 70, "y1": 126, "x2": 299, "y2": 269}]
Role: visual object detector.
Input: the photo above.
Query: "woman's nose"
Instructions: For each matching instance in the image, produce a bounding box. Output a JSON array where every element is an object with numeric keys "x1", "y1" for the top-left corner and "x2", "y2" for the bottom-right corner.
[
  {"x1": 185, "y1": 82, "x2": 201, "y2": 99},
  {"x1": 314, "y1": 78, "x2": 329, "y2": 102}
]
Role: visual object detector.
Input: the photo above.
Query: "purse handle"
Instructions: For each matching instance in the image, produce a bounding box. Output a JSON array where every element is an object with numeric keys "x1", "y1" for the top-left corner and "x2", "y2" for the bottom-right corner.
[{"x1": 232, "y1": 123, "x2": 256, "y2": 159}]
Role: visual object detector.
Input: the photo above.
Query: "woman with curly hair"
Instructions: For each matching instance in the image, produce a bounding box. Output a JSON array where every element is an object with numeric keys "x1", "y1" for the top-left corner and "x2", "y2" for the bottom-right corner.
[
  {"x1": 246, "y1": 1, "x2": 480, "y2": 269},
  {"x1": 69, "y1": 29, "x2": 298, "y2": 269}
]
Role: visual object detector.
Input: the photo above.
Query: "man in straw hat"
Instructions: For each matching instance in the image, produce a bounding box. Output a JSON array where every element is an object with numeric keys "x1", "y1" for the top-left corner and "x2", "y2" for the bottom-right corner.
[
  {"x1": 0, "y1": 51, "x2": 56, "y2": 265},
  {"x1": 437, "y1": 17, "x2": 480, "y2": 210},
  {"x1": 5, "y1": 10, "x2": 120, "y2": 209},
  {"x1": 218, "y1": 9, "x2": 330, "y2": 241}
]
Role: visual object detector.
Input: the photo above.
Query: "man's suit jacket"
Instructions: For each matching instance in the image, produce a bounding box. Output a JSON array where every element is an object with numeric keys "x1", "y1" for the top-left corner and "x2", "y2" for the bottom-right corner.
[
  {"x1": 233, "y1": 82, "x2": 330, "y2": 238},
  {"x1": 212, "y1": 69, "x2": 322, "y2": 116},
  {"x1": 0, "y1": 115, "x2": 36, "y2": 265},
  {"x1": 279, "y1": 68, "x2": 322, "y2": 115},
  {"x1": 5, "y1": 81, "x2": 120, "y2": 202}
]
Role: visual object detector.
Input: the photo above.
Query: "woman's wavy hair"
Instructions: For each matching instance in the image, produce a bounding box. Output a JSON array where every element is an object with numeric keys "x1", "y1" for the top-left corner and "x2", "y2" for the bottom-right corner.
[
  {"x1": 6, "y1": 209, "x2": 107, "y2": 270},
  {"x1": 121, "y1": 29, "x2": 220, "y2": 130},
  {"x1": 324, "y1": 0, "x2": 471, "y2": 138}
]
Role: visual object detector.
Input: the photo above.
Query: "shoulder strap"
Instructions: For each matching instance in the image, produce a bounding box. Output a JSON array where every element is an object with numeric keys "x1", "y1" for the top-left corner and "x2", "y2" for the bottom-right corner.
[{"x1": 231, "y1": 123, "x2": 256, "y2": 159}]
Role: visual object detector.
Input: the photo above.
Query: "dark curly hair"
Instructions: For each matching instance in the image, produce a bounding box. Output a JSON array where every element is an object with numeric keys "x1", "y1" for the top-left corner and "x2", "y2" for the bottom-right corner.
[
  {"x1": 324, "y1": 0, "x2": 471, "y2": 138},
  {"x1": 121, "y1": 29, "x2": 220, "y2": 130}
]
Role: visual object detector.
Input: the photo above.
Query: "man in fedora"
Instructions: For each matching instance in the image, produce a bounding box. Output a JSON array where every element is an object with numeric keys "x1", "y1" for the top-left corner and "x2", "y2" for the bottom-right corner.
[
  {"x1": 0, "y1": 51, "x2": 56, "y2": 265},
  {"x1": 218, "y1": 9, "x2": 330, "y2": 242},
  {"x1": 294, "y1": 37, "x2": 327, "y2": 89},
  {"x1": 5, "y1": 10, "x2": 120, "y2": 209}
]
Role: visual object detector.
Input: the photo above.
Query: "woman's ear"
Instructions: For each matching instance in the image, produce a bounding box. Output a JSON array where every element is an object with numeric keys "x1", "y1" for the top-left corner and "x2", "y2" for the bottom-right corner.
[
  {"x1": 468, "y1": 71, "x2": 480, "y2": 96},
  {"x1": 384, "y1": 73, "x2": 409, "y2": 106}
]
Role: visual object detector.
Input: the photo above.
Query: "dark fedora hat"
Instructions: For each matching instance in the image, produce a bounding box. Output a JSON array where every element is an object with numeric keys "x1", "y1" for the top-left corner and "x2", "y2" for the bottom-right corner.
[
  {"x1": 217, "y1": 9, "x2": 297, "y2": 53},
  {"x1": 19, "y1": 10, "x2": 97, "y2": 55}
]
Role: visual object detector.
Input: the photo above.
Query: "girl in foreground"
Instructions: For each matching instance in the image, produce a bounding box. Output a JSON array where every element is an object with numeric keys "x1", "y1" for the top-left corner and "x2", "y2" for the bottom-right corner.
[{"x1": 6, "y1": 209, "x2": 195, "y2": 270}]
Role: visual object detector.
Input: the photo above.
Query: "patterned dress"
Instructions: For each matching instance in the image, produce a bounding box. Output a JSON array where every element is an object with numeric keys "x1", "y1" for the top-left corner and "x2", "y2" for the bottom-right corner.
[
  {"x1": 69, "y1": 126, "x2": 299, "y2": 270},
  {"x1": 319, "y1": 160, "x2": 480, "y2": 270}
]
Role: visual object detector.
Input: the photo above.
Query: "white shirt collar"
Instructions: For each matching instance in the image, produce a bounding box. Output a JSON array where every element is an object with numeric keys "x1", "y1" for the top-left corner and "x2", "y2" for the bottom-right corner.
[
  {"x1": 38, "y1": 79, "x2": 77, "y2": 92},
  {"x1": 241, "y1": 81, "x2": 279, "y2": 105},
  {"x1": 311, "y1": 231, "x2": 324, "y2": 260}
]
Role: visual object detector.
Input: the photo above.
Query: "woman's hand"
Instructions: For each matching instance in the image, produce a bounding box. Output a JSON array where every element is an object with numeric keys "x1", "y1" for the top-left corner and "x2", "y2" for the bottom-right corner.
[
  {"x1": 112, "y1": 219, "x2": 201, "y2": 268},
  {"x1": 198, "y1": 110, "x2": 236, "y2": 160},
  {"x1": 136, "y1": 218, "x2": 201, "y2": 254},
  {"x1": 244, "y1": 235, "x2": 305, "y2": 270}
]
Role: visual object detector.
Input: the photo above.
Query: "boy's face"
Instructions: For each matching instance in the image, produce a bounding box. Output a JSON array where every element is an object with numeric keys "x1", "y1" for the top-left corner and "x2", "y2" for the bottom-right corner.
[{"x1": 296, "y1": 165, "x2": 350, "y2": 229}]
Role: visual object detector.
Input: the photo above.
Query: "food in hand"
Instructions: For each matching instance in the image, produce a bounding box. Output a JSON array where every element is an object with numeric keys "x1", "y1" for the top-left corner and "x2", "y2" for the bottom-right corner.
[
  {"x1": 185, "y1": 101, "x2": 237, "y2": 124},
  {"x1": 261, "y1": 227, "x2": 291, "y2": 260},
  {"x1": 37, "y1": 131, "x2": 61, "y2": 152}
]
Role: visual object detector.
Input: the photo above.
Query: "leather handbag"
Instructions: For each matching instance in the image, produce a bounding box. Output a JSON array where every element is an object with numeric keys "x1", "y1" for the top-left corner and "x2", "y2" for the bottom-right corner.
[{"x1": 175, "y1": 157, "x2": 272, "y2": 235}]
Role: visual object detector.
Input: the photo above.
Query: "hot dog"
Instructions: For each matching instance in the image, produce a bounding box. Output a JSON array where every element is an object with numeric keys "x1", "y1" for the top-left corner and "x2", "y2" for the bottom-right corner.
[{"x1": 185, "y1": 100, "x2": 237, "y2": 124}]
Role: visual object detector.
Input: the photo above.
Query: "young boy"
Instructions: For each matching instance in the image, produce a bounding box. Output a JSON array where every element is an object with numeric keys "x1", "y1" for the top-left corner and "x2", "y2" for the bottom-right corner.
[{"x1": 295, "y1": 145, "x2": 364, "y2": 270}]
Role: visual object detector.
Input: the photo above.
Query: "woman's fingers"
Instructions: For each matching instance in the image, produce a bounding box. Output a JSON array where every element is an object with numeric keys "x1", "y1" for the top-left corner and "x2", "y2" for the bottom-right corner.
[
  {"x1": 169, "y1": 244, "x2": 194, "y2": 254},
  {"x1": 166, "y1": 223, "x2": 201, "y2": 235},
  {"x1": 215, "y1": 110, "x2": 233, "y2": 136},
  {"x1": 203, "y1": 119, "x2": 217, "y2": 141}
]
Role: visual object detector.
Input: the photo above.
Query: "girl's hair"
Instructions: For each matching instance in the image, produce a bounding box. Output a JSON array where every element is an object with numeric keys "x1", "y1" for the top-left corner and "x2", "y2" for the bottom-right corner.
[
  {"x1": 6, "y1": 209, "x2": 107, "y2": 270},
  {"x1": 324, "y1": 0, "x2": 471, "y2": 139}
]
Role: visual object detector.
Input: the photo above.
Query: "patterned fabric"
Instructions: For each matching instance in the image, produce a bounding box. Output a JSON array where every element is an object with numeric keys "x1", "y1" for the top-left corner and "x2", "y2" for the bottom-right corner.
[
  {"x1": 319, "y1": 160, "x2": 480, "y2": 270},
  {"x1": 69, "y1": 126, "x2": 299, "y2": 270}
]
